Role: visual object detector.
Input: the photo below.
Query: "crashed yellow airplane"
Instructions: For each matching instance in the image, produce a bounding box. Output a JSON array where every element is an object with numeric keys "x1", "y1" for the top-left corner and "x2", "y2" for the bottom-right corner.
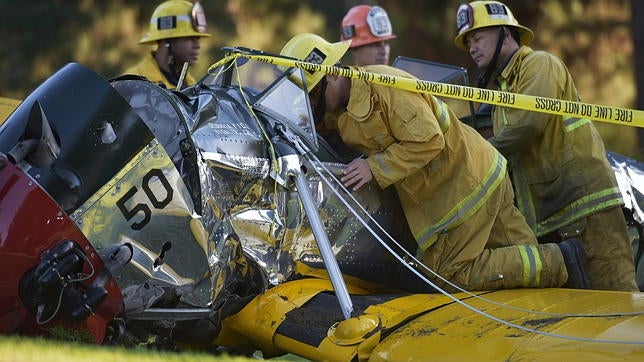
[{"x1": 0, "y1": 50, "x2": 643, "y2": 361}]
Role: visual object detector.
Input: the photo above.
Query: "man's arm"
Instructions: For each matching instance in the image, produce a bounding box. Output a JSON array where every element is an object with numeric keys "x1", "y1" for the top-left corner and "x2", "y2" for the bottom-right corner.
[
  {"x1": 367, "y1": 92, "x2": 445, "y2": 188},
  {"x1": 489, "y1": 52, "x2": 564, "y2": 156}
]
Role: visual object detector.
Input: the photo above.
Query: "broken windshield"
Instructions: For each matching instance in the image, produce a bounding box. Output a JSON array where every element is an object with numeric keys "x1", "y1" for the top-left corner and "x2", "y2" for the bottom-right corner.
[{"x1": 201, "y1": 54, "x2": 318, "y2": 151}]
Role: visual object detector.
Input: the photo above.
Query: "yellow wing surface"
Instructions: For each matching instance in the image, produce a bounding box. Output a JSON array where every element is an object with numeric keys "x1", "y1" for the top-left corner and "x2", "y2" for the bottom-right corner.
[
  {"x1": 0, "y1": 97, "x2": 20, "y2": 125},
  {"x1": 215, "y1": 279, "x2": 644, "y2": 361}
]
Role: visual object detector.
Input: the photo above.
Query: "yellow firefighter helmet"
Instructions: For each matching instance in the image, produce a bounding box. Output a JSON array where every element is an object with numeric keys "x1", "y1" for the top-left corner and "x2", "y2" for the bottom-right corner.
[
  {"x1": 454, "y1": 1, "x2": 533, "y2": 51},
  {"x1": 279, "y1": 33, "x2": 351, "y2": 91},
  {"x1": 139, "y1": 0, "x2": 211, "y2": 45}
]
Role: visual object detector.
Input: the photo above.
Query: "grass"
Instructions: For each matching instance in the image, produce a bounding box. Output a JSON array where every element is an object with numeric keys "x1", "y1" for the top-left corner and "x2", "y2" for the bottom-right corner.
[
  {"x1": 0, "y1": 334, "x2": 312, "y2": 362},
  {"x1": 0, "y1": 335, "x2": 259, "y2": 362}
]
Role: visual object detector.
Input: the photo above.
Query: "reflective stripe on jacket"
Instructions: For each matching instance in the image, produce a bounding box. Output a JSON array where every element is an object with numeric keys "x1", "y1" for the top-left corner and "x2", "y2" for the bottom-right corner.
[
  {"x1": 338, "y1": 65, "x2": 508, "y2": 251},
  {"x1": 491, "y1": 46, "x2": 623, "y2": 237}
]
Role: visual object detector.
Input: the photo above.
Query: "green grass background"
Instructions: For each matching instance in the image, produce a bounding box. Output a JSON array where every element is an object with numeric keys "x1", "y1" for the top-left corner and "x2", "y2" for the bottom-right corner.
[
  {"x1": 0, "y1": 335, "x2": 311, "y2": 362},
  {"x1": 0, "y1": 335, "x2": 257, "y2": 362}
]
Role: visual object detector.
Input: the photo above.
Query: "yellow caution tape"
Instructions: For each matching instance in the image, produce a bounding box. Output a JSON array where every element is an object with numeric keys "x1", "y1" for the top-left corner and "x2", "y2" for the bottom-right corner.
[{"x1": 209, "y1": 53, "x2": 644, "y2": 129}]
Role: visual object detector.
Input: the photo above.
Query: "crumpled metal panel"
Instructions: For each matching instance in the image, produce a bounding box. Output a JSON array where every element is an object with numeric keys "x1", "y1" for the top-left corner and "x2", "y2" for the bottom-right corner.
[
  {"x1": 191, "y1": 88, "x2": 267, "y2": 162},
  {"x1": 71, "y1": 140, "x2": 213, "y2": 308},
  {"x1": 88, "y1": 60, "x2": 420, "y2": 315},
  {"x1": 199, "y1": 147, "x2": 416, "y2": 289},
  {"x1": 182, "y1": 78, "x2": 418, "y2": 293},
  {"x1": 607, "y1": 151, "x2": 644, "y2": 223},
  {"x1": 289, "y1": 161, "x2": 419, "y2": 289},
  {"x1": 112, "y1": 78, "x2": 202, "y2": 214}
]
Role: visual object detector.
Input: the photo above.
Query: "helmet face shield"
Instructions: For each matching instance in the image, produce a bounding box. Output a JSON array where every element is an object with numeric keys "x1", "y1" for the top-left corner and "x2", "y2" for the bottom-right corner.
[
  {"x1": 191, "y1": 1, "x2": 207, "y2": 33},
  {"x1": 456, "y1": 4, "x2": 475, "y2": 36},
  {"x1": 365, "y1": 6, "x2": 394, "y2": 38}
]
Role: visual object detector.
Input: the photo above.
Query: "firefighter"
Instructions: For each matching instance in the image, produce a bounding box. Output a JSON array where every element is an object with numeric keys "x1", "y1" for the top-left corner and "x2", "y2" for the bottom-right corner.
[
  {"x1": 280, "y1": 33, "x2": 591, "y2": 292},
  {"x1": 319, "y1": 5, "x2": 397, "y2": 149},
  {"x1": 340, "y1": 5, "x2": 396, "y2": 66},
  {"x1": 125, "y1": 0, "x2": 210, "y2": 89},
  {"x1": 454, "y1": 1, "x2": 638, "y2": 291}
]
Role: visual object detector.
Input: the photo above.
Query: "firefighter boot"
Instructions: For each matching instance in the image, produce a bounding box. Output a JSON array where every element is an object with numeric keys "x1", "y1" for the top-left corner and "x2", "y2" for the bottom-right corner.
[{"x1": 557, "y1": 238, "x2": 591, "y2": 289}]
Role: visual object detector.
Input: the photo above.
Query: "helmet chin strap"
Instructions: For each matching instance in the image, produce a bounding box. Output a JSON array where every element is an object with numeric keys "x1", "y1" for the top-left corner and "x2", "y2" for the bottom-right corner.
[
  {"x1": 477, "y1": 26, "x2": 506, "y2": 89},
  {"x1": 164, "y1": 41, "x2": 185, "y2": 83},
  {"x1": 165, "y1": 42, "x2": 176, "y2": 68}
]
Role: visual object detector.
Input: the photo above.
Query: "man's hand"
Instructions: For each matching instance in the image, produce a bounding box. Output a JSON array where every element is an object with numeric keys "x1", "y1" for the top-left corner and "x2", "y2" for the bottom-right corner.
[{"x1": 341, "y1": 157, "x2": 373, "y2": 191}]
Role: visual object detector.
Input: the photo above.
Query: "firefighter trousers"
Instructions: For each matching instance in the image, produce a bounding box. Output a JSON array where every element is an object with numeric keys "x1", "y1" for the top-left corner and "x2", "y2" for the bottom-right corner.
[
  {"x1": 420, "y1": 177, "x2": 568, "y2": 292},
  {"x1": 578, "y1": 207, "x2": 638, "y2": 291}
]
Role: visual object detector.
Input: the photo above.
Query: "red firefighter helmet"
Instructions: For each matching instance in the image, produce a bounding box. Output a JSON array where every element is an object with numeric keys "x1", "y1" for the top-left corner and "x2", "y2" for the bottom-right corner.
[{"x1": 340, "y1": 5, "x2": 396, "y2": 48}]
